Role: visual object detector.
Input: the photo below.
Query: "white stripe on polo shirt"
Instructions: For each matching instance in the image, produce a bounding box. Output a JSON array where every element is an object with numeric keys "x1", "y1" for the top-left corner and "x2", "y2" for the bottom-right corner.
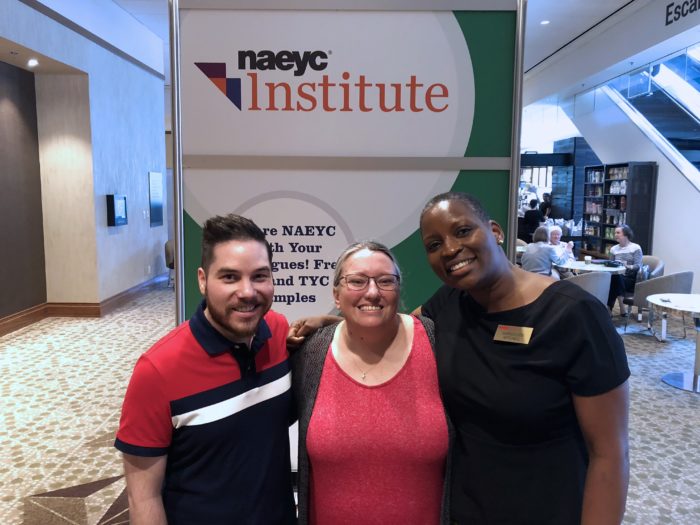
[{"x1": 171, "y1": 371, "x2": 292, "y2": 428}]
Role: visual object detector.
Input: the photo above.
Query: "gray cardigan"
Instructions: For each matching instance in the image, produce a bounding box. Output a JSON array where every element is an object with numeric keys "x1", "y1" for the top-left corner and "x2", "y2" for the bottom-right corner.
[{"x1": 291, "y1": 316, "x2": 453, "y2": 525}]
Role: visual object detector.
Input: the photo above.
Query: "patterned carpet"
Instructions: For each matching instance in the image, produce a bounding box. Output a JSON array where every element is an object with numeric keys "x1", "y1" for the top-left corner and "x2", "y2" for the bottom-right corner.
[
  {"x1": 0, "y1": 287, "x2": 175, "y2": 525},
  {"x1": 621, "y1": 313, "x2": 700, "y2": 524},
  {"x1": 0, "y1": 289, "x2": 698, "y2": 524}
]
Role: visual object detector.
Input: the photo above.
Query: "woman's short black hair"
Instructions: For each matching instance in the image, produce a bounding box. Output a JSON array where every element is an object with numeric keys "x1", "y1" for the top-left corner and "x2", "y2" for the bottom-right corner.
[
  {"x1": 617, "y1": 224, "x2": 634, "y2": 241},
  {"x1": 420, "y1": 191, "x2": 491, "y2": 225}
]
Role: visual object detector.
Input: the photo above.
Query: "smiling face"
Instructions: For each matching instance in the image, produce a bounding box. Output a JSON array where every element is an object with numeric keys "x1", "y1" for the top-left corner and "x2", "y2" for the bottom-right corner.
[
  {"x1": 333, "y1": 248, "x2": 400, "y2": 330},
  {"x1": 420, "y1": 198, "x2": 505, "y2": 292},
  {"x1": 549, "y1": 229, "x2": 561, "y2": 245},
  {"x1": 197, "y1": 239, "x2": 274, "y2": 343}
]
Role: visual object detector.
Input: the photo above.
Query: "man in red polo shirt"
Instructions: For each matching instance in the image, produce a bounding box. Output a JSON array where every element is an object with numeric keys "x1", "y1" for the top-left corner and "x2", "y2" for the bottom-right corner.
[{"x1": 115, "y1": 214, "x2": 296, "y2": 525}]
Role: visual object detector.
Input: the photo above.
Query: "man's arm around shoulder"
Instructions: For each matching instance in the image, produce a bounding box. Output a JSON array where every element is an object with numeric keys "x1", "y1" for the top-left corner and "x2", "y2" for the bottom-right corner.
[{"x1": 123, "y1": 453, "x2": 168, "y2": 525}]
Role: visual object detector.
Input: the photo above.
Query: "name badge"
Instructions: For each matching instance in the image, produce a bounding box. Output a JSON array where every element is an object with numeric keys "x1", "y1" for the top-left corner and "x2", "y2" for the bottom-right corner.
[{"x1": 493, "y1": 324, "x2": 533, "y2": 345}]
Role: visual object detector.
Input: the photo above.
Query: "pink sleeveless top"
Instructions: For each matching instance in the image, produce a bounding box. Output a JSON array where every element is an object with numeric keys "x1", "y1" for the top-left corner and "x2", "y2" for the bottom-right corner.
[{"x1": 306, "y1": 317, "x2": 448, "y2": 525}]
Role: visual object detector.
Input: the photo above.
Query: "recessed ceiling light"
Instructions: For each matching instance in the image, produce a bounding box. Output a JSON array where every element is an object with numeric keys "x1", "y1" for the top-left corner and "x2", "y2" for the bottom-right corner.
[
  {"x1": 540, "y1": 20, "x2": 550, "y2": 25},
  {"x1": 27, "y1": 58, "x2": 39, "y2": 67}
]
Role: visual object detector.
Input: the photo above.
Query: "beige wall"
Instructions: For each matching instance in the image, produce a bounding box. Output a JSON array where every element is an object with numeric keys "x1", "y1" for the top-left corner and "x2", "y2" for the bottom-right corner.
[
  {"x1": 2, "y1": 0, "x2": 167, "y2": 304},
  {"x1": 88, "y1": 52, "x2": 167, "y2": 300},
  {"x1": 35, "y1": 74, "x2": 99, "y2": 303}
]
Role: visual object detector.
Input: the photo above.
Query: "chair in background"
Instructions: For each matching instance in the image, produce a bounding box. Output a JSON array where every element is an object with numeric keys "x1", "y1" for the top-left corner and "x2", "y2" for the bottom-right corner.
[
  {"x1": 515, "y1": 238, "x2": 527, "y2": 266},
  {"x1": 642, "y1": 255, "x2": 665, "y2": 279},
  {"x1": 567, "y1": 271, "x2": 611, "y2": 306},
  {"x1": 164, "y1": 240, "x2": 175, "y2": 287},
  {"x1": 623, "y1": 255, "x2": 665, "y2": 319},
  {"x1": 623, "y1": 270, "x2": 694, "y2": 334}
]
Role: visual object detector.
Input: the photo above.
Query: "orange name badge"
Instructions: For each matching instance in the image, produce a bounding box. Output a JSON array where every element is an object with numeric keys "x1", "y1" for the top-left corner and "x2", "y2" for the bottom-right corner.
[{"x1": 493, "y1": 324, "x2": 533, "y2": 345}]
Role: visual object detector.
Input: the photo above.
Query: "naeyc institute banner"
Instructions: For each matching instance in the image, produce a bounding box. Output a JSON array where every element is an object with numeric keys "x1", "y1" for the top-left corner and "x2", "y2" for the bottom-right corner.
[{"x1": 178, "y1": 8, "x2": 517, "y2": 319}]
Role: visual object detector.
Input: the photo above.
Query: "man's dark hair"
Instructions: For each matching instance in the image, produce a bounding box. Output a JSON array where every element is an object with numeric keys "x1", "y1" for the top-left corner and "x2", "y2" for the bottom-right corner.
[
  {"x1": 529, "y1": 199, "x2": 539, "y2": 209},
  {"x1": 420, "y1": 191, "x2": 491, "y2": 226},
  {"x1": 201, "y1": 214, "x2": 272, "y2": 271},
  {"x1": 617, "y1": 223, "x2": 634, "y2": 242}
]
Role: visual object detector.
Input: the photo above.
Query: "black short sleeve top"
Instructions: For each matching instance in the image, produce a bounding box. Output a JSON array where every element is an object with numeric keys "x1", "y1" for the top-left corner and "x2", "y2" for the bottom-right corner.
[{"x1": 422, "y1": 280, "x2": 630, "y2": 523}]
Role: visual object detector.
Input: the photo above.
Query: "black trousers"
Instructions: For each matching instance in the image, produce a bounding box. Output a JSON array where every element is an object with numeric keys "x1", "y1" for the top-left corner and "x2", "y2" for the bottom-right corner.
[{"x1": 607, "y1": 272, "x2": 637, "y2": 309}]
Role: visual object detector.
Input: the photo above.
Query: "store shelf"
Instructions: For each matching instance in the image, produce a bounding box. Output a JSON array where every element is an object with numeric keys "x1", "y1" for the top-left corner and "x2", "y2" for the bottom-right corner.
[{"x1": 582, "y1": 162, "x2": 657, "y2": 255}]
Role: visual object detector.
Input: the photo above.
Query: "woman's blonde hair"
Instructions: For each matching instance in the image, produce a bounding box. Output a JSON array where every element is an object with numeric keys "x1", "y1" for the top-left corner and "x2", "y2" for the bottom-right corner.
[{"x1": 332, "y1": 241, "x2": 402, "y2": 287}]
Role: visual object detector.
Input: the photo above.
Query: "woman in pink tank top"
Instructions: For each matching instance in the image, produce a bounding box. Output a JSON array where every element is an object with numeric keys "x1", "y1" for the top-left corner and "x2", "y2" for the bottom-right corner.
[{"x1": 291, "y1": 241, "x2": 451, "y2": 525}]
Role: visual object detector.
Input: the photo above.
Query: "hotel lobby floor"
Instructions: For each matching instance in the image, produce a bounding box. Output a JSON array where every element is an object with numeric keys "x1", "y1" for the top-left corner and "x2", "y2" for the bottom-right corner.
[{"x1": 1, "y1": 288, "x2": 699, "y2": 524}]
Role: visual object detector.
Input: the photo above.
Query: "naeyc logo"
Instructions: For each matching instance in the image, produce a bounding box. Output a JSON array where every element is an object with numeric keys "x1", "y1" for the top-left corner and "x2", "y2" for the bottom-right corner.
[
  {"x1": 195, "y1": 49, "x2": 449, "y2": 113},
  {"x1": 195, "y1": 62, "x2": 243, "y2": 109}
]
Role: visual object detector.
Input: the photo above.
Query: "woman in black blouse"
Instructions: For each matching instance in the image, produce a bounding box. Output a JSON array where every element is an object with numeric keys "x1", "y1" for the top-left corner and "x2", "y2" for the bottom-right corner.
[{"x1": 416, "y1": 192, "x2": 630, "y2": 525}]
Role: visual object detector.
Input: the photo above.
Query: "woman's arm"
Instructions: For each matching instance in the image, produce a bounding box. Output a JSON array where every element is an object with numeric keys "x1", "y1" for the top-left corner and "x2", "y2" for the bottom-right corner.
[
  {"x1": 549, "y1": 244, "x2": 572, "y2": 266},
  {"x1": 566, "y1": 241, "x2": 575, "y2": 261},
  {"x1": 630, "y1": 247, "x2": 643, "y2": 271},
  {"x1": 573, "y1": 381, "x2": 630, "y2": 525},
  {"x1": 287, "y1": 315, "x2": 342, "y2": 348}
]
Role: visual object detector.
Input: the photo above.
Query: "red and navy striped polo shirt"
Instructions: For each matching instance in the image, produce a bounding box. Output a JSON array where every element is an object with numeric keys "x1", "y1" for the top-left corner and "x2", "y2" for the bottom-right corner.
[{"x1": 115, "y1": 301, "x2": 296, "y2": 524}]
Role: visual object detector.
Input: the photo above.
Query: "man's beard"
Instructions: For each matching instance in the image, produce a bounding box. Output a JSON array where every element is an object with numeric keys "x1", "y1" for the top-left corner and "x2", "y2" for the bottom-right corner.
[{"x1": 205, "y1": 294, "x2": 269, "y2": 342}]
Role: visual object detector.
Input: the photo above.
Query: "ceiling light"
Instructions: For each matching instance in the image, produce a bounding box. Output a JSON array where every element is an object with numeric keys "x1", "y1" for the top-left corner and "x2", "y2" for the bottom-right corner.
[
  {"x1": 540, "y1": 20, "x2": 550, "y2": 25},
  {"x1": 27, "y1": 58, "x2": 38, "y2": 68}
]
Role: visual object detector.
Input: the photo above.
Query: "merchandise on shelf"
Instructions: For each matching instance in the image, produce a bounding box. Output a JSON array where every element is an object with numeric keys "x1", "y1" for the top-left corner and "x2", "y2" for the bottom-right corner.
[{"x1": 581, "y1": 162, "x2": 656, "y2": 257}]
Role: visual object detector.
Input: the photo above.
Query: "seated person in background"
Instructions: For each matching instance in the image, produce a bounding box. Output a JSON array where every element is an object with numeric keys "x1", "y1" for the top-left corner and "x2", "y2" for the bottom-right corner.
[
  {"x1": 523, "y1": 199, "x2": 544, "y2": 242},
  {"x1": 539, "y1": 193, "x2": 553, "y2": 218},
  {"x1": 549, "y1": 225, "x2": 575, "y2": 279},
  {"x1": 607, "y1": 224, "x2": 643, "y2": 314},
  {"x1": 522, "y1": 226, "x2": 573, "y2": 278}
]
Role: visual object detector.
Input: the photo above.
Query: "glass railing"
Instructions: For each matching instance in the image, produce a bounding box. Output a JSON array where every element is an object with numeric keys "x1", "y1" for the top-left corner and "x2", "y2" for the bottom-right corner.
[{"x1": 606, "y1": 42, "x2": 700, "y2": 171}]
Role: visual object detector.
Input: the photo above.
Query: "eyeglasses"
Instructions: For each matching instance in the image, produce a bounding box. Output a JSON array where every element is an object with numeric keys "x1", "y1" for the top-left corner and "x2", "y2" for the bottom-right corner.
[{"x1": 340, "y1": 273, "x2": 400, "y2": 291}]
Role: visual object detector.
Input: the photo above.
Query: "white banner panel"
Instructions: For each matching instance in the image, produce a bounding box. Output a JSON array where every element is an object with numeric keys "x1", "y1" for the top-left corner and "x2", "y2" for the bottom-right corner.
[
  {"x1": 175, "y1": 6, "x2": 521, "y2": 321},
  {"x1": 185, "y1": 168, "x2": 459, "y2": 319},
  {"x1": 180, "y1": 10, "x2": 475, "y2": 156}
]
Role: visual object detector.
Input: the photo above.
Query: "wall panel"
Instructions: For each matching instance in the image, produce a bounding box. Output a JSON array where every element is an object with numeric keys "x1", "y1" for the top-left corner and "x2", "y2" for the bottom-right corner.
[{"x1": 0, "y1": 61, "x2": 46, "y2": 317}]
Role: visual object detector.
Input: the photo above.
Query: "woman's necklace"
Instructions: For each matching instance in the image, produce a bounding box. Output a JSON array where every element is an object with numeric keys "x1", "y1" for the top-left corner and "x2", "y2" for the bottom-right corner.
[
  {"x1": 337, "y1": 317, "x2": 405, "y2": 382},
  {"x1": 348, "y1": 352, "x2": 380, "y2": 381}
]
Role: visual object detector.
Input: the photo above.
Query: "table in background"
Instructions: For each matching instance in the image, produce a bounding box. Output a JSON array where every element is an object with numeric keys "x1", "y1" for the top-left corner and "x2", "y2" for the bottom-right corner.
[
  {"x1": 555, "y1": 260, "x2": 626, "y2": 274},
  {"x1": 647, "y1": 293, "x2": 700, "y2": 394}
]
